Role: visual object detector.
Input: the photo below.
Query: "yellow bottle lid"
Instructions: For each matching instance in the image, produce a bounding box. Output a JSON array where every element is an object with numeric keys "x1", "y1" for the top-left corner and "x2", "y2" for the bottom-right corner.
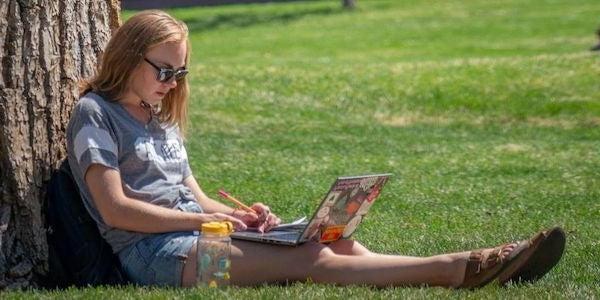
[{"x1": 201, "y1": 221, "x2": 234, "y2": 235}]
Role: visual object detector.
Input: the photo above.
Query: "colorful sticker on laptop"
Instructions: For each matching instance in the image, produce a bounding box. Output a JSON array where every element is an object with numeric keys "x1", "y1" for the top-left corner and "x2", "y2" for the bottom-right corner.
[
  {"x1": 317, "y1": 206, "x2": 330, "y2": 218},
  {"x1": 356, "y1": 197, "x2": 375, "y2": 215},
  {"x1": 345, "y1": 199, "x2": 361, "y2": 215},
  {"x1": 320, "y1": 225, "x2": 346, "y2": 243},
  {"x1": 345, "y1": 191, "x2": 368, "y2": 215},
  {"x1": 366, "y1": 185, "x2": 381, "y2": 203},
  {"x1": 306, "y1": 222, "x2": 322, "y2": 241},
  {"x1": 324, "y1": 191, "x2": 340, "y2": 206},
  {"x1": 342, "y1": 215, "x2": 362, "y2": 238},
  {"x1": 350, "y1": 187, "x2": 359, "y2": 198},
  {"x1": 360, "y1": 177, "x2": 378, "y2": 192}
]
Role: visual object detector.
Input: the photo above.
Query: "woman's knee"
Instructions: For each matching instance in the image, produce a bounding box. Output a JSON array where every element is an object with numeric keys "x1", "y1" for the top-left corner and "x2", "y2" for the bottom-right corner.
[
  {"x1": 291, "y1": 241, "x2": 338, "y2": 272},
  {"x1": 299, "y1": 241, "x2": 335, "y2": 262},
  {"x1": 302, "y1": 243, "x2": 343, "y2": 282},
  {"x1": 181, "y1": 241, "x2": 198, "y2": 287},
  {"x1": 328, "y1": 239, "x2": 373, "y2": 256}
]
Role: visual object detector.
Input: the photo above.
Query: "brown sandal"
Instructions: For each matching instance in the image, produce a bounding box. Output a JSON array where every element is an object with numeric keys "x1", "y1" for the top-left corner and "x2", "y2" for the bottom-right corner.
[
  {"x1": 458, "y1": 243, "x2": 518, "y2": 289},
  {"x1": 497, "y1": 227, "x2": 566, "y2": 285}
]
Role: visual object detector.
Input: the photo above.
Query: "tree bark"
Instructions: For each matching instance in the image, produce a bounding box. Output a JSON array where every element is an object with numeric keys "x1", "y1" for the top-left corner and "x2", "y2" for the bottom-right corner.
[{"x1": 0, "y1": 0, "x2": 120, "y2": 289}]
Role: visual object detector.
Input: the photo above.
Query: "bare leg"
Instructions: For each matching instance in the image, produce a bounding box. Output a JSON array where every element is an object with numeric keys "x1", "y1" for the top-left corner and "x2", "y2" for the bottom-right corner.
[
  {"x1": 325, "y1": 239, "x2": 373, "y2": 256},
  {"x1": 231, "y1": 241, "x2": 470, "y2": 287},
  {"x1": 182, "y1": 239, "x2": 469, "y2": 288},
  {"x1": 181, "y1": 240, "x2": 198, "y2": 287}
]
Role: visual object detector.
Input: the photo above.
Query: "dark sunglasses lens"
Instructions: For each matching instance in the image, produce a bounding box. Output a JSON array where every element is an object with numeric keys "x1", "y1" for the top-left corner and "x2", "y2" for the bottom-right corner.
[
  {"x1": 175, "y1": 70, "x2": 189, "y2": 80},
  {"x1": 158, "y1": 69, "x2": 175, "y2": 82}
]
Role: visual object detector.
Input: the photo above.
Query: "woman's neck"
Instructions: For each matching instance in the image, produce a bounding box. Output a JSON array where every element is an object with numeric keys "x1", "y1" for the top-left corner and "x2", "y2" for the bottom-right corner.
[
  {"x1": 119, "y1": 90, "x2": 142, "y2": 107},
  {"x1": 119, "y1": 90, "x2": 152, "y2": 125}
]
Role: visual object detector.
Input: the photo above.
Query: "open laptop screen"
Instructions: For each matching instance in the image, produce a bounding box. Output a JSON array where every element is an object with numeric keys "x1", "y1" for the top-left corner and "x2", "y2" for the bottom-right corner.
[{"x1": 298, "y1": 174, "x2": 391, "y2": 243}]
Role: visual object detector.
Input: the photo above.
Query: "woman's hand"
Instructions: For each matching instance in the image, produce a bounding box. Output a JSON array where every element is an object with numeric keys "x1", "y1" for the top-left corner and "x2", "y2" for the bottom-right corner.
[
  {"x1": 200, "y1": 212, "x2": 247, "y2": 231},
  {"x1": 251, "y1": 202, "x2": 281, "y2": 233},
  {"x1": 231, "y1": 203, "x2": 281, "y2": 233}
]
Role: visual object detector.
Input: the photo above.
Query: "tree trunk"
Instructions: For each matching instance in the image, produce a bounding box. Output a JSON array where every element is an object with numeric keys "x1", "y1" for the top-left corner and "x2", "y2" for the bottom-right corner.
[
  {"x1": 342, "y1": 0, "x2": 356, "y2": 9},
  {"x1": 0, "y1": 0, "x2": 120, "y2": 289}
]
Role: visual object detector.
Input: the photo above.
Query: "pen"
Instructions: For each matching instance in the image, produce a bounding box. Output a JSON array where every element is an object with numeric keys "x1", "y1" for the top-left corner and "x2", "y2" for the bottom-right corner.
[{"x1": 218, "y1": 189, "x2": 257, "y2": 214}]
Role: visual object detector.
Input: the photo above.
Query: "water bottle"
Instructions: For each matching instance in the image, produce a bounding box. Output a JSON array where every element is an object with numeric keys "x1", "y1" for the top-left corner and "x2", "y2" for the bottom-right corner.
[{"x1": 197, "y1": 221, "x2": 233, "y2": 288}]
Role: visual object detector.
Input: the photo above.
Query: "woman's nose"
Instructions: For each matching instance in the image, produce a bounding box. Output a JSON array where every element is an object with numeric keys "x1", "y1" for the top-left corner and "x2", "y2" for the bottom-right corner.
[{"x1": 165, "y1": 78, "x2": 177, "y2": 89}]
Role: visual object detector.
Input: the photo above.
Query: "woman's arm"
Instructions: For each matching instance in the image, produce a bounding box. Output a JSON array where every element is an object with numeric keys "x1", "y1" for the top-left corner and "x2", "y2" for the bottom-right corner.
[
  {"x1": 182, "y1": 175, "x2": 237, "y2": 214},
  {"x1": 85, "y1": 164, "x2": 246, "y2": 233},
  {"x1": 183, "y1": 175, "x2": 281, "y2": 232}
]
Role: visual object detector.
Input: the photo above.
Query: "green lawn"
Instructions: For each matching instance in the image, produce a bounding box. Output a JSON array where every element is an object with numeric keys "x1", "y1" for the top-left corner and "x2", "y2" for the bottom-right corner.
[{"x1": 11, "y1": 0, "x2": 600, "y2": 298}]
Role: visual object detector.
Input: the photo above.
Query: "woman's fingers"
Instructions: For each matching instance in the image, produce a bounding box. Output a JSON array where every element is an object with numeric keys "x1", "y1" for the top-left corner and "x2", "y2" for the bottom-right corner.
[
  {"x1": 242, "y1": 202, "x2": 281, "y2": 232},
  {"x1": 258, "y1": 213, "x2": 281, "y2": 233},
  {"x1": 251, "y1": 202, "x2": 271, "y2": 221},
  {"x1": 228, "y1": 216, "x2": 248, "y2": 231},
  {"x1": 265, "y1": 214, "x2": 281, "y2": 232},
  {"x1": 231, "y1": 209, "x2": 258, "y2": 224},
  {"x1": 211, "y1": 213, "x2": 247, "y2": 231}
]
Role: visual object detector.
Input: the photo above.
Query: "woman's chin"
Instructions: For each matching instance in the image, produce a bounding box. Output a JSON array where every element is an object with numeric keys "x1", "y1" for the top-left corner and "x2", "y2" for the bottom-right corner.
[{"x1": 145, "y1": 94, "x2": 165, "y2": 104}]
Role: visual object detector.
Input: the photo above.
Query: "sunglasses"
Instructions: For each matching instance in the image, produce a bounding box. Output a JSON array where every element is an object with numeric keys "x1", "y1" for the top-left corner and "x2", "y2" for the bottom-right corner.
[{"x1": 144, "y1": 58, "x2": 189, "y2": 83}]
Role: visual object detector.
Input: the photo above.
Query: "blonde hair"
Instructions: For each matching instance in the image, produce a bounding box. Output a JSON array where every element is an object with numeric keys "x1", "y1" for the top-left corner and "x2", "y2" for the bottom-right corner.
[{"x1": 80, "y1": 10, "x2": 190, "y2": 134}]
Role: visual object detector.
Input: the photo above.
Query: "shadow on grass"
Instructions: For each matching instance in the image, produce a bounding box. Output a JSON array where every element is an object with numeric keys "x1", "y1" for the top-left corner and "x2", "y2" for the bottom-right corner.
[{"x1": 182, "y1": 5, "x2": 342, "y2": 33}]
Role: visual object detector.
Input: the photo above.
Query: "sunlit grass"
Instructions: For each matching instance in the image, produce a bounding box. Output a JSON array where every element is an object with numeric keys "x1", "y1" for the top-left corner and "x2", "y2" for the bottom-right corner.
[{"x1": 9, "y1": 0, "x2": 600, "y2": 298}]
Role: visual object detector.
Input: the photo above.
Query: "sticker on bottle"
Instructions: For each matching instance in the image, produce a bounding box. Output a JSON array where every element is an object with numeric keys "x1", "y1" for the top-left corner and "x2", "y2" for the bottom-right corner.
[
  {"x1": 218, "y1": 257, "x2": 230, "y2": 271},
  {"x1": 200, "y1": 254, "x2": 212, "y2": 270}
]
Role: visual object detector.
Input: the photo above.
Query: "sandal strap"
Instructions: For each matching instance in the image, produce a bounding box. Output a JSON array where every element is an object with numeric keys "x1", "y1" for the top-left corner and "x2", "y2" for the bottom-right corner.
[
  {"x1": 460, "y1": 243, "x2": 515, "y2": 288},
  {"x1": 480, "y1": 243, "x2": 511, "y2": 270}
]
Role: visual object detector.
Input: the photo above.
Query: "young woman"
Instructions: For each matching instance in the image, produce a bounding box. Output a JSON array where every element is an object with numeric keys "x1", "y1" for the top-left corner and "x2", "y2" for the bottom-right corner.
[{"x1": 67, "y1": 10, "x2": 565, "y2": 288}]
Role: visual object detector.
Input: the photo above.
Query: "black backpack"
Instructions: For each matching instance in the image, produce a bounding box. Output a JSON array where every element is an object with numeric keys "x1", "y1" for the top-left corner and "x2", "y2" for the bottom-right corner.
[{"x1": 43, "y1": 159, "x2": 129, "y2": 288}]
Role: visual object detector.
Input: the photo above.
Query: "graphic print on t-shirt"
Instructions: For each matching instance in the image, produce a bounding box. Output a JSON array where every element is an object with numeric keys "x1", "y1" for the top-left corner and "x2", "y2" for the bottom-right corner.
[{"x1": 134, "y1": 137, "x2": 185, "y2": 163}]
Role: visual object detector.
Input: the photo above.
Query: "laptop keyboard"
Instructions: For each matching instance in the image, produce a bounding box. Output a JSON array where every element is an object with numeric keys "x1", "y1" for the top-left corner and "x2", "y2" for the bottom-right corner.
[{"x1": 268, "y1": 232, "x2": 300, "y2": 241}]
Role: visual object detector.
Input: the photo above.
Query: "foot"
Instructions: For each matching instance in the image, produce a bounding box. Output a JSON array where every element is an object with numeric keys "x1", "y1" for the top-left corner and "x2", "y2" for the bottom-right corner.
[
  {"x1": 497, "y1": 227, "x2": 566, "y2": 285},
  {"x1": 457, "y1": 242, "x2": 518, "y2": 289}
]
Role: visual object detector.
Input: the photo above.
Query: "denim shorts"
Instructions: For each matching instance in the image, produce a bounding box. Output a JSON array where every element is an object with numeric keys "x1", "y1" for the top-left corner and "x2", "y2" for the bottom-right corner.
[{"x1": 117, "y1": 200, "x2": 202, "y2": 286}]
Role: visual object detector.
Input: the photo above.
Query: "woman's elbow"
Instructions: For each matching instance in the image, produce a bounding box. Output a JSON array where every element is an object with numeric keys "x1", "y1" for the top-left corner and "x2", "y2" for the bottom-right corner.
[
  {"x1": 98, "y1": 207, "x2": 121, "y2": 228},
  {"x1": 95, "y1": 198, "x2": 128, "y2": 229}
]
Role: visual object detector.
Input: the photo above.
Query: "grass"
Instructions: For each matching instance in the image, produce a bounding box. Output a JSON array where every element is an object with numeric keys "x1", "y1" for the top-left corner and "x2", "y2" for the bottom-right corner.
[{"x1": 9, "y1": 0, "x2": 600, "y2": 298}]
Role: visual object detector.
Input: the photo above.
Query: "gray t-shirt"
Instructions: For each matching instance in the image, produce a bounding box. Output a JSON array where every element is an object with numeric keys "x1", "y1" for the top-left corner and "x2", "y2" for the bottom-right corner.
[{"x1": 66, "y1": 92, "x2": 200, "y2": 253}]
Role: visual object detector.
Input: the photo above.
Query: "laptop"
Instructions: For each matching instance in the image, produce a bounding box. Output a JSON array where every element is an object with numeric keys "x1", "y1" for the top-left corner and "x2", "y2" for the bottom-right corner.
[{"x1": 231, "y1": 174, "x2": 392, "y2": 246}]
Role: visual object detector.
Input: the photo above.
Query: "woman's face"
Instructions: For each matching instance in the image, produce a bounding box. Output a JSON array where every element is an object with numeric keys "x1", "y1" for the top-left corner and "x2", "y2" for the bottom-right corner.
[{"x1": 129, "y1": 40, "x2": 187, "y2": 105}]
